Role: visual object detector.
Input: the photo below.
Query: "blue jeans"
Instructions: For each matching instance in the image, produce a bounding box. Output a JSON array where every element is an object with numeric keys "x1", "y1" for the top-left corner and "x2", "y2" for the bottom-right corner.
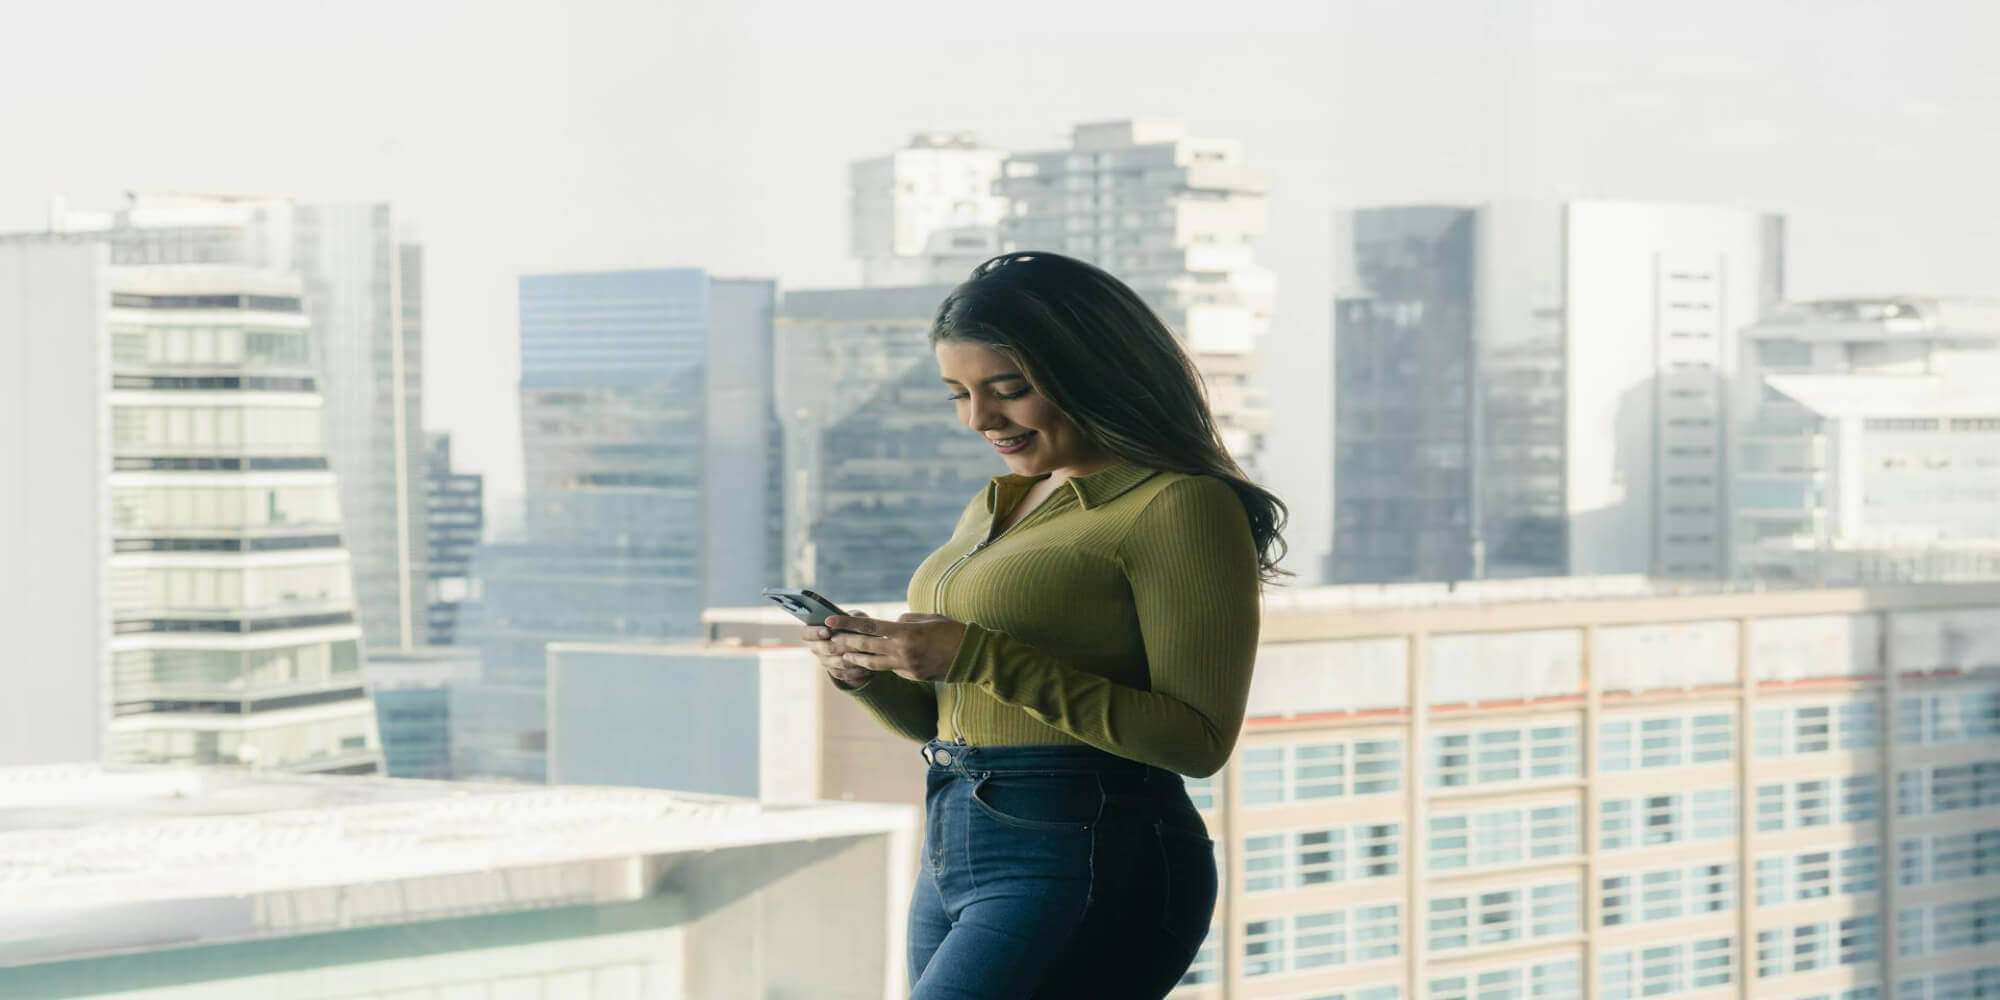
[{"x1": 907, "y1": 739, "x2": 1218, "y2": 999}]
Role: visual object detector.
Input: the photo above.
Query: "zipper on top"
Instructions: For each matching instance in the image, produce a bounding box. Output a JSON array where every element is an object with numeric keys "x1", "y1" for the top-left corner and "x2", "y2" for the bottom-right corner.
[{"x1": 933, "y1": 484, "x2": 1058, "y2": 745}]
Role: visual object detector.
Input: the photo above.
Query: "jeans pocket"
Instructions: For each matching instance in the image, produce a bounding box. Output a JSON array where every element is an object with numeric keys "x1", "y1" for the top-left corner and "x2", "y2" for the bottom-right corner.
[
  {"x1": 1155, "y1": 825, "x2": 1218, "y2": 956},
  {"x1": 968, "y1": 772, "x2": 1102, "y2": 832}
]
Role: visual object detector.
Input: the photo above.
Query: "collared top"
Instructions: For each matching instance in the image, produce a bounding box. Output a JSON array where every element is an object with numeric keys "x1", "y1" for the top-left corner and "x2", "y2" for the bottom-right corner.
[
  {"x1": 837, "y1": 458, "x2": 1262, "y2": 778},
  {"x1": 982, "y1": 458, "x2": 1162, "y2": 513}
]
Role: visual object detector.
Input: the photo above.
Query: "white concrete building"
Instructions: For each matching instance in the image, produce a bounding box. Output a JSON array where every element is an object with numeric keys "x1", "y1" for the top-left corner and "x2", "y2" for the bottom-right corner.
[
  {"x1": 101, "y1": 267, "x2": 383, "y2": 774},
  {"x1": 850, "y1": 131, "x2": 1008, "y2": 287},
  {"x1": 1332, "y1": 201, "x2": 1786, "y2": 584},
  {"x1": 1733, "y1": 297, "x2": 2000, "y2": 583},
  {"x1": 0, "y1": 243, "x2": 110, "y2": 767},
  {"x1": 998, "y1": 120, "x2": 1276, "y2": 472},
  {"x1": 0, "y1": 764, "x2": 918, "y2": 999}
]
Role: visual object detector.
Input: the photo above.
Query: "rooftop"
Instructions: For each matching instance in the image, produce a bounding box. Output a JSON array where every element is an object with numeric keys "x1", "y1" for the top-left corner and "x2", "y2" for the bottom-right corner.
[{"x1": 0, "y1": 764, "x2": 910, "y2": 908}]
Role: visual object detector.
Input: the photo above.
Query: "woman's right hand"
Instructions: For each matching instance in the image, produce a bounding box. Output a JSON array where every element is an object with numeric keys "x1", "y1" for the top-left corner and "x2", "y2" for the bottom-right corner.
[{"x1": 803, "y1": 611, "x2": 874, "y2": 688}]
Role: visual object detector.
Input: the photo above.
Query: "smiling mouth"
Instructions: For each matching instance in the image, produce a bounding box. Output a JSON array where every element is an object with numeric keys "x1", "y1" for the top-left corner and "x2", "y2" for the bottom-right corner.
[{"x1": 990, "y1": 432, "x2": 1036, "y2": 449}]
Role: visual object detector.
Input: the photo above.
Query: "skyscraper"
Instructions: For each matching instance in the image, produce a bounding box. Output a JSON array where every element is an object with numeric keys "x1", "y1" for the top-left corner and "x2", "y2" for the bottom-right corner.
[
  {"x1": 294, "y1": 203, "x2": 428, "y2": 652},
  {"x1": 776, "y1": 284, "x2": 1001, "y2": 603},
  {"x1": 3, "y1": 193, "x2": 430, "y2": 655},
  {"x1": 1330, "y1": 200, "x2": 1785, "y2": 584},
  {"x1": 422, "y1": 432, "x2": 482, "y2": 645},
  {"x1": 455, "y1": 269, "x2": 780, "y2": 782},
  {"x1": 997, "y1": 120, "x2": 1275, "y2": 473},
  {"x1": 0, "y1": 243, "x2": 385, "y2": 773},
  {"x1": 851, "y1": 131, "x2": 1007, "y2": 287}
]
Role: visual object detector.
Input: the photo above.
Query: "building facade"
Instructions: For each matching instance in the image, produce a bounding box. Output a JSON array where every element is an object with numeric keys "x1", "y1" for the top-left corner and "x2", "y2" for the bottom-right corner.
[
  {"x1": 1733, "y1": 297, "x2": 2000, "y2": 584},
  {"x1": 455, "y1": 269, "x2": 780, "y2": 782},
  {"x1": 851, "y1": 131, "x2": 1008, "y2": 287},
  {"x1": 775, "y1": 284, "x2": 1003, "y2": 603},
  {"x1": 1331, "y1": 201, "x2": 1786, "y2": 584},
  {"x1": 294, "y1": 203, "x2": 429, "y2": 652},
  {"x1": 102, "y1": 267, "x2": 382, "y2": 773},
  {"x1": 706, "y1": 576, "x2": 2000, "y2": 1000},
  {"x1": 6, "y1": 193, "x2": 430, "y2": 654},
  {"x1": 423, "y1": 432, "x2": 483, "y2": 645},
  {"x1": 997, "y1": 120, "x2": 1275, "y2": 474}
]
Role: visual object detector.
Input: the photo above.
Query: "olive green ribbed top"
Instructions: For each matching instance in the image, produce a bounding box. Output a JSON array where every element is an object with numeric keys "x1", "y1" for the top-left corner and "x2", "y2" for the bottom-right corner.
[{"x1": 836, "y1": 459, "x2": 1262, "y2": 778}]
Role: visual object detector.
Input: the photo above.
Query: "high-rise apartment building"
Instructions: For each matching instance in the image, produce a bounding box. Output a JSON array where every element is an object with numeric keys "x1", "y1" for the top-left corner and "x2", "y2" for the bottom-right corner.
[
  {"x1": 0, "y1": 243, "x2": 109, "y2": 767},
  {"x1": 1331, "y1": 201, "x2": 1786, "y2": 584},
  {"x1": 294, "y1": 203, "x2": 428, "y2": 651},
  {"x1": 851, "y1": 131, "x2": 1007, "y2": 287},
  {"x1": 1733, "y1": 297, "x2": 2000, "y2": 584},
  {"x1": 455, "y1": 269, "x2": 780, "y2": 782},
  {"x1": 2, "y1": 193, "x2": 430, "y2": 654},
  {"x1": 1, "y1": 223, "x2": 386, "y2": 775},
  {"x1": 775, "y1": 284, "x2": 1002, "y2": 603},
  {"x1": 707, "y1": 577, "x2": 2000, "y2": 1000},
  {"x1": 998, "y1": 120, "x2": 1275, "y2": 472},
  {"x1": 423, "y1": 432, "x2": 482, "y2": 645}
]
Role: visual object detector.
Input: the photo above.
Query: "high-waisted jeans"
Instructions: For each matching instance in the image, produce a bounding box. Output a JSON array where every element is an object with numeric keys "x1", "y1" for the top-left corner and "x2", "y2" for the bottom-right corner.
[{"x1": 906, "y1": 739, "x2": 1218, "y2": 999}]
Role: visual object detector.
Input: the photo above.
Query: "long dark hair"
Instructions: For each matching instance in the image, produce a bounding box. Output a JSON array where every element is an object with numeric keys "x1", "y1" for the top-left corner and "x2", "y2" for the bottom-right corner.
[{"x1": 931, "y1": 250, "x2": 1291, "y2": 586}]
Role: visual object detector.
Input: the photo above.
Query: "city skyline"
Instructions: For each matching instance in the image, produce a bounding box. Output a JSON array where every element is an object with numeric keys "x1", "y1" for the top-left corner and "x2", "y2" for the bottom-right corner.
[{"x1": 6, "y1": 0, "x2": 1998, "y2": 579}]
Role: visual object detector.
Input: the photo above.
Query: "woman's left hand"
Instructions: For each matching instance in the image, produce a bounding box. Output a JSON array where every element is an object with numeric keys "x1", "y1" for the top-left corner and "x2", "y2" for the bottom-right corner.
[{"x1": 825, "y1": 612, "x2": 968, "y2": 682}]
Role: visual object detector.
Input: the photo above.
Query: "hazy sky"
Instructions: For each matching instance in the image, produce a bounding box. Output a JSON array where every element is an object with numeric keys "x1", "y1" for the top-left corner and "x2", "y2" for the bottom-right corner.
[{"x1": 5, "y1": 0, "x2": 1996, "y2": 574}]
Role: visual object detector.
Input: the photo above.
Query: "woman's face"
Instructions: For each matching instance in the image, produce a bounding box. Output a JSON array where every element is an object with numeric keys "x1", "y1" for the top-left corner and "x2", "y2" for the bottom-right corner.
[{"x1": 935, "y1": 338, "x2": 1103, "y2": 478}]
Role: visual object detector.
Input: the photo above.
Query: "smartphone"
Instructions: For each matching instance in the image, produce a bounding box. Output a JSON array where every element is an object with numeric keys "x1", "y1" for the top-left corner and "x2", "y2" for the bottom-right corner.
[{"x1": 762, "y1": 587, "x2": 876, "y2": 634}]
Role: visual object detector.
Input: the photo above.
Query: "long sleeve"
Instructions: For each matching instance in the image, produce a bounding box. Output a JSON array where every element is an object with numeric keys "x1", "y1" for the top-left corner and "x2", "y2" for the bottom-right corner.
[
  {"x1": 838, "y1": 672, "x2": 939, "y2": 744},
  {"x1": 940, "y1": 476, "x2": 1261, "y2": 777}
]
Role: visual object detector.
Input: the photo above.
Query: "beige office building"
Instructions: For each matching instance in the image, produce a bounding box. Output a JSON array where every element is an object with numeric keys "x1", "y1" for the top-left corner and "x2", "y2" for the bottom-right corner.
[{"x1": 709, "y1": 576, "x2": 2000, "y2": 1000}]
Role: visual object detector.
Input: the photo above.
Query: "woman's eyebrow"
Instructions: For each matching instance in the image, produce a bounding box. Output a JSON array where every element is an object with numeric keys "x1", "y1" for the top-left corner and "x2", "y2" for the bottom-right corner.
[{"x1": 940, "y1": 373, "x2": 1028, "y2": 386}]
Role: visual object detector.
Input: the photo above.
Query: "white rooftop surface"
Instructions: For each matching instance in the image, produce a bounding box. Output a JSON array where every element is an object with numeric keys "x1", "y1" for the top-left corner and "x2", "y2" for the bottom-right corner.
[
  {"x1": 701, "y1": 575, "x2": 1809, "y2": 627},
  {"x1": 0, "y1": 764, "x2": 912, "y2": 909},
  {"x1": 1766, "y1": 373, "x2": 2000, "y2": 418},
  {"x1": 1750, "y1": 296, "x2": 2000, "y2": 340}
]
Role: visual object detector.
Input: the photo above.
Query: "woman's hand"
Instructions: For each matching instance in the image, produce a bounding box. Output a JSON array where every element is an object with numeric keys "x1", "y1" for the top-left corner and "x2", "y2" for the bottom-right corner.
[
  {"x1": 825, "y1": 612, "x2": 968, "y2": 683},
  {"x1": 802, "y1": 610, "x2": 877, "y2": 688}
]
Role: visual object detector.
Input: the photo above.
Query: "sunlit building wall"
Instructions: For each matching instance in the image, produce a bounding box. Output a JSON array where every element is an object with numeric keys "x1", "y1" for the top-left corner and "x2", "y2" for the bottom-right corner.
[
  {"x1": 997, "y1": 119, "x2": 1275, "y2": 474},
  {"x1": 774, "y1": 284, "x2": 1002, "y2": 603},
  {"x1": 0, "y1": 243, "x2": 109, "y2": 767},
  {"x1": 1331, "y1": 201, "x2": 1785, "y2": 584},
  {"x1": 1733, "y1": 297, "x2": 2000, "y2": 584},
  {"x1": 455, "y1": 269, "x2": 780, "y2": 783},
  {"x1": 851, "y1": 131, "x2": 1008, "y2": 287},
  {"x1": 102, "y1": 267, "x2": 382, "y2": 773},
  {"x1": 5, "y1": 193, "x2": 431, "y2": 656},
  {"x1": 706, "y1": 577, "x2": 2000, "y2": 1000}
]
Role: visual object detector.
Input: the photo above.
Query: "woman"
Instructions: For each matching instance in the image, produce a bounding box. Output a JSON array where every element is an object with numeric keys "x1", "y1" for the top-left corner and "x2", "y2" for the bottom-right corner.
[{"x1": 799, "y1": 251, "x2": 1288, "y2": 999}]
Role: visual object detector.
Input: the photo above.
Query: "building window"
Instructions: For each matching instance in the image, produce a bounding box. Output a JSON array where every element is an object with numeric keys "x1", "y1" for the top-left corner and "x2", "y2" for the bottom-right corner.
[
  {"x1": 1294, "y1": 742, "x2": 1346, "y2": 799},
  {"x1": 1795, "y1": 851, "x2": 1834, "y2": 900},
  {"x1": 1841, "y1": 914, "x2": 1881, "y2": 965},
  {"x1": 1843, "y1": 774, "x2": 1882, "y2": 822},
  {"x1": 1692, "y1": 787, "x2": 1735, "y2": 840},
  {"x1": 1758, "y1": 783, "x2": 1788, "y2": 832},
  {"x1": 1292, "y1": 911, "x2": 1346, "y2": 969},
  {"x1": 1757, "y1": 856, "x2": 1787, "y2": 906},
  {"x1": 1841, "y1": 843, "x2": 1881, "y2": 895},
  {"x1": 1641, "y1": 868, "x2": 1684, "y2": 922},
  {"x1": 1691, "y1": 713, "x2": 1733, "y2": 763},
  {"x1": 1243, "y1": 918, "x2": 1285, "y2": 977},
  {"x1": 1354, "y1": 904, "x2": 1400, "y2": 961}
]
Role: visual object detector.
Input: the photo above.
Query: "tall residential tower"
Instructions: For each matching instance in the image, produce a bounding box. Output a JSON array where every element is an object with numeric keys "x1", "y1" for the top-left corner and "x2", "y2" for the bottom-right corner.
[{"x1": 998, "y1": 120, "x2": 1275, "y2": 473}]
